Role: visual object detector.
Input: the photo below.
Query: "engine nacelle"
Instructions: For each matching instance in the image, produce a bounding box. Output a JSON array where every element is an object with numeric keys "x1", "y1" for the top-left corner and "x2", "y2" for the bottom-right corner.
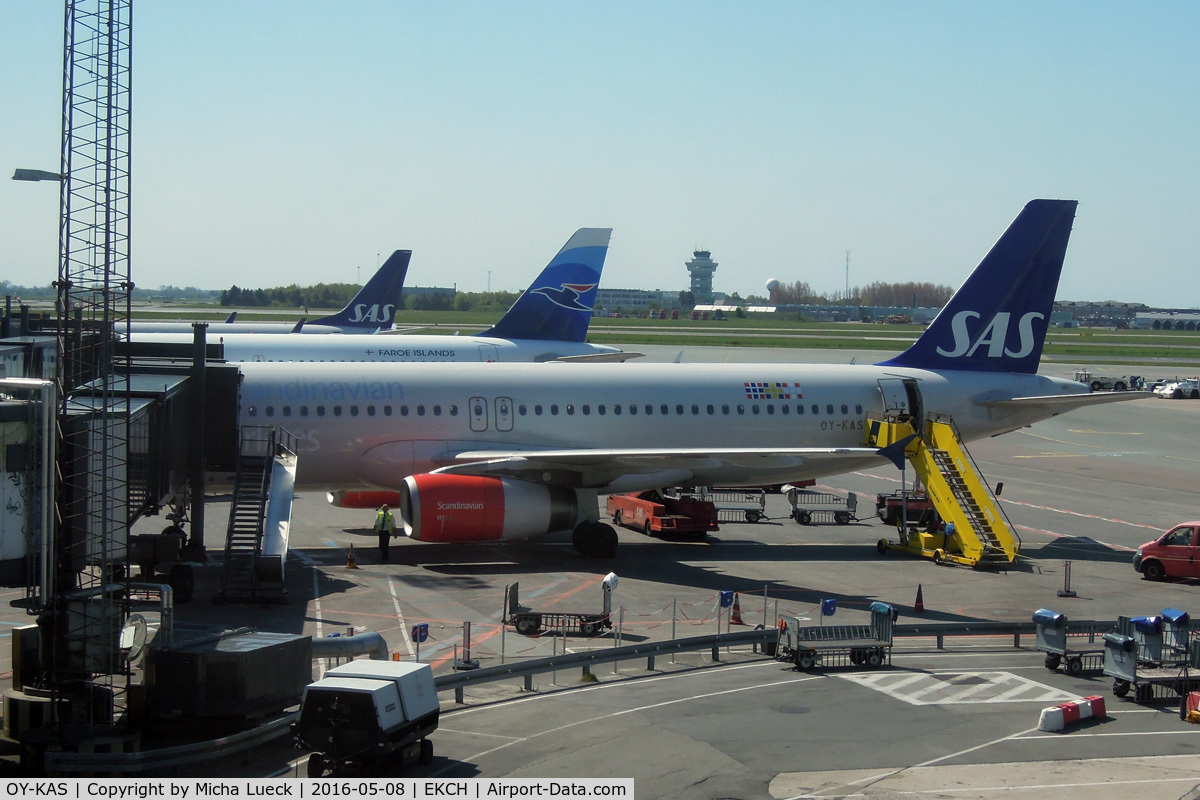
[
  {"x1": 399, "y1": 474, "x2": 579, "y2": 542},
  {"x1": 326, "y1": 489, "x2": 402, "y2": 509}
]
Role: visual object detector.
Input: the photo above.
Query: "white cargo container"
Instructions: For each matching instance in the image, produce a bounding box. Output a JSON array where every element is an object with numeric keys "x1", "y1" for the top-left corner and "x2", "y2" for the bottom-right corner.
[
  {"x1": 295, "y1": 660, "x2": 439, "y2": 777},
  {"x1": 326, "y1": 660, "x2": 439, "y2": 722}
]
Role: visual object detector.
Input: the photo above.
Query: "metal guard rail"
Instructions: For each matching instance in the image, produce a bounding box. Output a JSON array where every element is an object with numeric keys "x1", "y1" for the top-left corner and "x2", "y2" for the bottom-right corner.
[
  {"x1": 41, "y1": 618, "x2": 1117, "y2": 774},
  {"x1": 42, "y1": 712, "x2": 297, "y2": 774},
  {"x1": 435, "y1": 629, "x2": 771, "y2": 698}
]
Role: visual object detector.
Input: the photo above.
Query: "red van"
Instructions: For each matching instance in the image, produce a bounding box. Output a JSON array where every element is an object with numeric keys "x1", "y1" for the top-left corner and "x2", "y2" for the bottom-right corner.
[{"x1": 1133, "y1": 522, "x2": 1200, "y2": 580}]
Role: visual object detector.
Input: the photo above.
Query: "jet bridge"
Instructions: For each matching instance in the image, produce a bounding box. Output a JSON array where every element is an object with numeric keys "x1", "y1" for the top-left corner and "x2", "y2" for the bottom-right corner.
[{"x1": 867, "y1": 415, "x2": 1019, "y2": 567}]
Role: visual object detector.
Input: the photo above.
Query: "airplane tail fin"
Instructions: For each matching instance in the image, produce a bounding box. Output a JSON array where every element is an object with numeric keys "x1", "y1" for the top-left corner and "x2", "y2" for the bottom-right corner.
[
  {"x1": 878, "y1": 199, "x2": 1077, "y2": 374},
  {"x1": 480, "y1": 228, "x2": 612, "y2": 343},
  {"x1": 312, "y1": 249, "x2": 411, "y2": 331}
]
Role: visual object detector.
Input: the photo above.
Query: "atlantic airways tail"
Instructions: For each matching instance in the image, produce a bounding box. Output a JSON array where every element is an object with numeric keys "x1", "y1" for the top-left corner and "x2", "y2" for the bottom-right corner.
[
  {"x1": 480, "y1": 228, "x2": 612, "y2": 343},
  {"x1": 879, "y1": 199, "x2": 1077, "y2": 374},
  {"x1": 312, "y1": 249, "x2": 411, "y2": 331}
]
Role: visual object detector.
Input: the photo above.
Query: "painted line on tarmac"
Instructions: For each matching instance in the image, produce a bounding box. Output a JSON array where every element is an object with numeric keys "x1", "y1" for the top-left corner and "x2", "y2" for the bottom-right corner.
[
  {"x1": 1015, "y1": 727, "x2": 1200, "y2": 741},
  {"x1": 310, "y1": 568, "x2": 325, "y2": 676},
  {"x1": 788, "y1": 773, "x2": 1200, "y2": 798},
  {"x1": 1004, "y1": 498, "x2": 1161, "y2": 533},
  {"x1": 389, "y1": 576, "x2": 414, "y2": 660},
  {"x1": 433, "y1": 660, "x2": 816, "y2": 777},
  {"x1": 782, "y1": 725, "x2": 1046, "y2": 800}
]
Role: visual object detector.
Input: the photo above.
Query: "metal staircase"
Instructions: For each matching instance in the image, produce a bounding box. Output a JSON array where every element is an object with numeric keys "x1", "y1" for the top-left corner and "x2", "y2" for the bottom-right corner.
[
  {"x1": 925, "y1": 432, "x2": 1014, "y2": 566},
  {"x1": 867, "y1": 415, "x2": 1019, "y2": 567},
  {"x1": 218, "y1": 426, "x2": 292, "y2": 602}
]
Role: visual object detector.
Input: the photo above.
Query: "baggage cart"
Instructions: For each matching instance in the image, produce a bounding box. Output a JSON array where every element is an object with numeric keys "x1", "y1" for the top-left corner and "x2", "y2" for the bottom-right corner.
[
  {"x1": 504, "y1": 573, "x2": 617, "y2": 637},
  {"x1": 698, "y1": 487, "x2": 768, "y2": 523},
  {"x1": 1103, "y1": 632, "x2": 1200, "y2": 705},
  {"x1": 1033, "y1": 608, "x2": 1105, "y2": 675},
  {"x1": 786, "y1": 485, "x2": 857, "y2": 526},
  {"x1": 775, "y1": 602, "x2": 897, "y2": 671}
]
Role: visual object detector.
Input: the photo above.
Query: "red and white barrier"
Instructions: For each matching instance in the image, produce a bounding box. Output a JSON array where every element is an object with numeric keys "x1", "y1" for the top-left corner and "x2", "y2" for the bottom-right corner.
[{"x1": 1038, "y1": 695, "x2": 1106, "y2": 731}]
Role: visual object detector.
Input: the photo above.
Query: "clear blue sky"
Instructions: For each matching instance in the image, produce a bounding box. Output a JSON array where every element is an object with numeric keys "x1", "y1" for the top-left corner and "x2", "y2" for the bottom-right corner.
[{"x1": 3, "y1": 2, "x2": 1198, "y2": 307}]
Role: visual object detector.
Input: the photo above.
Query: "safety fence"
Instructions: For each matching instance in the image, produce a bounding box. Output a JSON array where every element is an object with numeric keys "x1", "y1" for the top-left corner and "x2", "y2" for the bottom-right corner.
[{"x1": 38, "y1": 617, "x2": 1117, "y2": 776}]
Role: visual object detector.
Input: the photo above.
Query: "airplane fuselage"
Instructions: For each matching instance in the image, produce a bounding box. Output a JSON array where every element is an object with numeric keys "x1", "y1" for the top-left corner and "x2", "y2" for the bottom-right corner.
[
  {"x1": 237, "y1": 361, "x2": 1086, "y2": 491},
  {"x1": 129, "y1": 322, "x2": 349, "y2": 335},
  {"x1": 136, "y1": 332, "x2": 624, "y2": 363}
]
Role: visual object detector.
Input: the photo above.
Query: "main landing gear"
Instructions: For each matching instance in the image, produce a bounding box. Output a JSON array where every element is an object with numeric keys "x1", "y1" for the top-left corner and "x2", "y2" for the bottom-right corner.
[{"x1": 572, "y1": 521, "x2": 618, "y2": 559}]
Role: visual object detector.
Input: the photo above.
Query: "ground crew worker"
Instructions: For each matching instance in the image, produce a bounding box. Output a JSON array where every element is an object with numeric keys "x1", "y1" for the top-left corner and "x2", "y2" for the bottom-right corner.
[{"x1": 375, "y1": 504, "x2": 397, "y2": 562}]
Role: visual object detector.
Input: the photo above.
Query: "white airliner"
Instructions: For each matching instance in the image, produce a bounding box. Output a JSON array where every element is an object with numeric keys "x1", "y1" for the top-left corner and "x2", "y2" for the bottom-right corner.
[
  {"x1": 133, "y1": 229, "x2": 632, "y2": 363},
  {"x1": 236, "y1": 200, "x2": 1138, "y2": 557}
]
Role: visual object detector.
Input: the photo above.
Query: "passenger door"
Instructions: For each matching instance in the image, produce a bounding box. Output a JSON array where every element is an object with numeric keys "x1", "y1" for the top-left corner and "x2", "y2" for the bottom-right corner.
[
  {"x1": 469, "y1": 396, "x2": 488, "y2": 432},
  {"x1": 1180, "y1": 525, "x2": 1200, "y2": 578},
  {"x1": 494, "y1": 396, "x2": 514, "y2": 432}
]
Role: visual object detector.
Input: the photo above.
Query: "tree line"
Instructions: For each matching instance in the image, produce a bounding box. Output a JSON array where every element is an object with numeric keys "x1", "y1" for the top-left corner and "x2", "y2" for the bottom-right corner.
[
  {"x1": 765, "y1": 280, "x2": 954, "y2": 307},
  {"x1": 219, "y1": 283, "x2": 522, "y2": 313}
]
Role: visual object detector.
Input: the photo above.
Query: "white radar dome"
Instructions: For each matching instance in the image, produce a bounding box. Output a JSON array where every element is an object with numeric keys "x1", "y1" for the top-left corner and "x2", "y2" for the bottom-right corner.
[{"x1": 766, "y1": 278, "x2": 780, "y2": 293}]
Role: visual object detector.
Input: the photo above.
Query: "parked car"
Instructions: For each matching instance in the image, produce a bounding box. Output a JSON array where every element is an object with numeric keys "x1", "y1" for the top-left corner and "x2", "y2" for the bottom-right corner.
[{"x1": 1133, "y1": 522, "x2": 1200, "y2": 580}]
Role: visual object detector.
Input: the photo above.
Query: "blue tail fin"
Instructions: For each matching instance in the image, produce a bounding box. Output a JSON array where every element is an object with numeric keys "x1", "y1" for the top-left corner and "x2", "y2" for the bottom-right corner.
[
  {"x1": 480, "y1": 228, "x2": 612, "y2": 343},
  {"x1": 878, "y1": 199, "x2": 1077, "y2": 374},
  {"x1": 313, "y1": 249, "x2": 411, "y2": 330}
]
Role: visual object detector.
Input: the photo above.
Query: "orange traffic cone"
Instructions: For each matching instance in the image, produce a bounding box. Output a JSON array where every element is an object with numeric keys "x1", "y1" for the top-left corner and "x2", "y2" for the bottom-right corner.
[
  {"x1": 914, "y1": 583, "x2": 925, "y2": 613},
  {"x1": 346, "y1": 543, "x2": 359, "y2": 569},
  {"x1": 731, "y1": 592, "x2": 744, "y2": 625}
]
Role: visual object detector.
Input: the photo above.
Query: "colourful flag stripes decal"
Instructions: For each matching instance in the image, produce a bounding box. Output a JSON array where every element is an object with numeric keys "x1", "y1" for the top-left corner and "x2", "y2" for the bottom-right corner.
[{"x1": 744, "y1": 381, "x2": 802, "y2": 400}]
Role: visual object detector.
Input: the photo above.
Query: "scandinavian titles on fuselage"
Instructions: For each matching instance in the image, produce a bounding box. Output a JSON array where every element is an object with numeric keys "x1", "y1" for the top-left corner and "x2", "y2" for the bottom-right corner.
[{"x1": 250, "y1": 379, "x2": 405, "y2": 405}]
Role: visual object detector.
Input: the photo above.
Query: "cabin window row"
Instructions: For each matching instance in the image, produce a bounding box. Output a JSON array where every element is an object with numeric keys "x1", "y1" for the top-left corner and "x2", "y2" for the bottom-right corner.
[
  {"x1": 515, "y1": 402, "x2": 865, "y2": 417},
  {"x1": 245, "y1": 403, "x2": 458, "y2": 419},
  {"x1": 245, "y1": 401, "x2": 866, "y2": 419}
]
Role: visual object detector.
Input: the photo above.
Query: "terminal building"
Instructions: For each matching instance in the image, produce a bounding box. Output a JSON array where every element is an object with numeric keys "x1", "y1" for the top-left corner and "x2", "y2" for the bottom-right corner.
[{"x1": 593, "y1": 288, "x2": 681, "y2": 314}]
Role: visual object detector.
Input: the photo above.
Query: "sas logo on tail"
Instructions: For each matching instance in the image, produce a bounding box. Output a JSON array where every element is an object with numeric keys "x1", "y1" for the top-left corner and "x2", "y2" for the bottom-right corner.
[
  {"x1": 530, "y1": 282, "x2": 597, "y2": 311},
  {"x1": 936, "y1": 311, "x2": 1043, "y2": 359},
  {"x1": 348, "y1": 303, "x2": 396, "y2": 323}
]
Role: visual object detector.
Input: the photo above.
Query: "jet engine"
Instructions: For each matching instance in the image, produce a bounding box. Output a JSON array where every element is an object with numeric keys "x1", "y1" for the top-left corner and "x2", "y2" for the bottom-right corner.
[
  {"x1": 326, "y1": 489, "x2": 402, "y2": 509},
  {"x1": 398, "y1": 474, "x2": 579, "y2": 542}
]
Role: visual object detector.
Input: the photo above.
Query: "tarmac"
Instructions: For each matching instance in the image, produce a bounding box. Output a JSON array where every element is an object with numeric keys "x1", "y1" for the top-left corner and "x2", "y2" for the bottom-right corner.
[{"x1": 5, "y1": 347, "x2": 1200, "y2": 795}]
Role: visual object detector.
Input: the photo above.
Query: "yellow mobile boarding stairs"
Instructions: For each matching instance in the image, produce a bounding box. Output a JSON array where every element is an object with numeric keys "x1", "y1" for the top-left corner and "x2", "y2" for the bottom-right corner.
[{"x1": 866, "y1": 415, "x2": 1020, "y2": 568}]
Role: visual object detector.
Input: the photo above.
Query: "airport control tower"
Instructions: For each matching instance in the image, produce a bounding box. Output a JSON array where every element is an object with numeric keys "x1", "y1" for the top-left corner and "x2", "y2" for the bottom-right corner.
[{"x1": 686, "y1": 249, "x2": 719, "y2": 304}]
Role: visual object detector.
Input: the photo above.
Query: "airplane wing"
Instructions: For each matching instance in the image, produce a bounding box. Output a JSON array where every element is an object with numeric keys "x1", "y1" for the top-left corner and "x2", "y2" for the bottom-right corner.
[{"x1": 431, "y1": 445, "x2": 882, "y2": 492}]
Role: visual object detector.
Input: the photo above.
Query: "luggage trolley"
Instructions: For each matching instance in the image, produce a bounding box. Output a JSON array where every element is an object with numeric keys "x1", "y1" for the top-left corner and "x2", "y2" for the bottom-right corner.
[
  {"x1": 785, "y1": 485, "x2": 857, "y2": 526},
  {"x1": 776, "y1": 602, "x2": 898, "y2": 671},
  {"x1": 1162, "y1": 607, "x2": 1191, "y2": 660},
  {"x1": 1103, "y1": 613, "x2": 1200, "y2": 704},
  {"x1": 700, "y1": 488, "x2": 768, "y2": 524},
  {"x1": 1033, "y1": 608, "x2": 1105, "y2": 675}
]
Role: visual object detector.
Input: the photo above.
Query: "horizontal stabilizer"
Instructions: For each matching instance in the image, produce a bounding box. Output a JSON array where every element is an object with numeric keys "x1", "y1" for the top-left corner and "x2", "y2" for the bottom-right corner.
[
  {"x1": 878, "y1": 434, "x2": 917, "y2": 471},
  {"x1": 553, "y1": 351, "x2": 644, "y2": 363},
  {"x1": 977, "y1": 390, "x2": 1149, "y2": 415}
]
